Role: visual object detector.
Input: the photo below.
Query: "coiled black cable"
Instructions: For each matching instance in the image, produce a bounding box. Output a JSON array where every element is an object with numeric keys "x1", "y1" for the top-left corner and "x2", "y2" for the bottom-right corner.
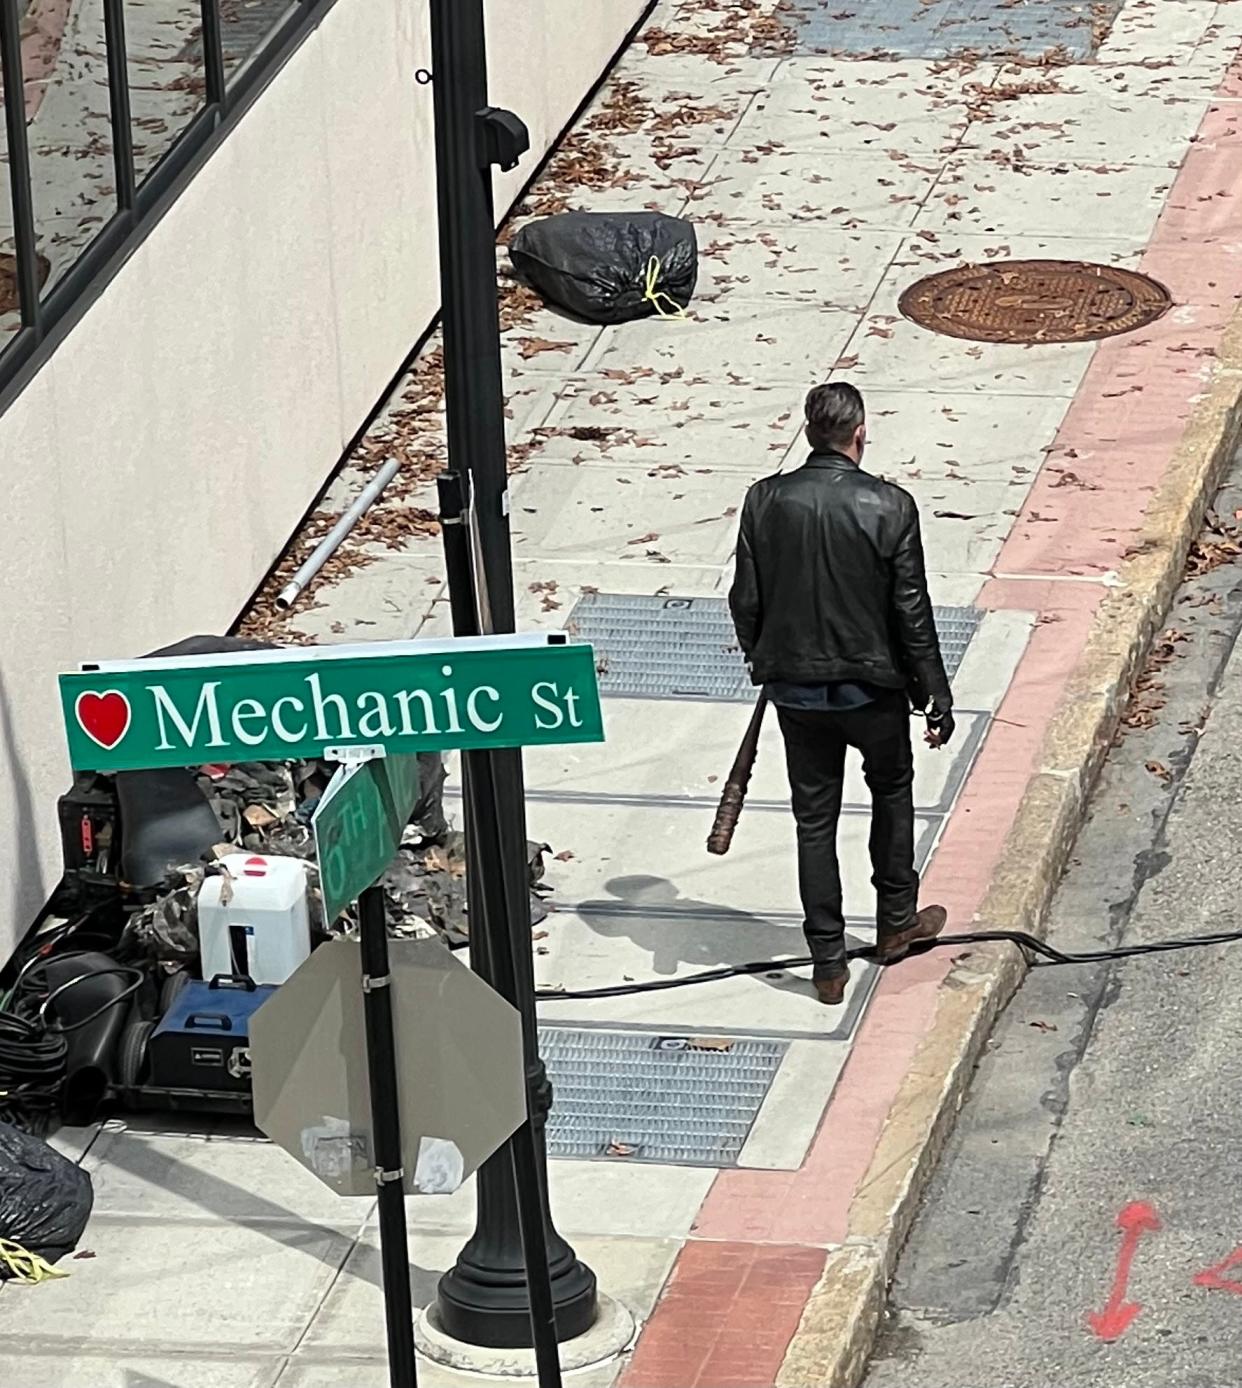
[
  {"x1": 0, "y1": 945, "x2": 143, "y2": 1132},
  {"x1": 0, "y1": 1012, "x2": 68, "y2": 1134}
]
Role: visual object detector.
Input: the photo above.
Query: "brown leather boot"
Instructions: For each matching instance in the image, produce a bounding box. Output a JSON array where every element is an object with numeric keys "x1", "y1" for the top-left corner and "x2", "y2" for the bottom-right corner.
[
  {"x1": 813, "y1": 969, "x2": 849, "y2": 1005},
  {"x1": 876, "y1": 904, "x2": 947, "y2": 964}
]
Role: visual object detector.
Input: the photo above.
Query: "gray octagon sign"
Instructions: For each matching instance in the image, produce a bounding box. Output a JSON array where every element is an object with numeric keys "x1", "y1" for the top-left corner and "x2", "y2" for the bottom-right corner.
[{"x1": 251, "y1": 937, "x2": 526, "y2": 1196}]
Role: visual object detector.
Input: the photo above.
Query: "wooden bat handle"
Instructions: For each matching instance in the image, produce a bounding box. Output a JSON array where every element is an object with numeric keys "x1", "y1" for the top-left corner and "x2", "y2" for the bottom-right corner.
[
  {"x1": 706, "y1": 785, "x2": 745, "y2": 855},
  {"x1": 706, "y1": 695, "x2": 768, "y2": 856}
]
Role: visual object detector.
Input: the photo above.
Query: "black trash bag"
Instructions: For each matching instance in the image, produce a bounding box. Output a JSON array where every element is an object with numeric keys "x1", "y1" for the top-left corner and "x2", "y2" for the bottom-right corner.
[
  {"x1": 0, "y1": 1121, "x2": 93, "y2": 1272},
  {"x1": 510, "y1": 212, "x2": 697, "y2": 325}
]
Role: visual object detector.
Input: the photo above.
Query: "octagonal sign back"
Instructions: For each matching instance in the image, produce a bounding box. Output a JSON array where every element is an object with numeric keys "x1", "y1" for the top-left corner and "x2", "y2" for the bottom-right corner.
[{"x1": 251, "y1": 937, "x2": 526, "y2": 1196}]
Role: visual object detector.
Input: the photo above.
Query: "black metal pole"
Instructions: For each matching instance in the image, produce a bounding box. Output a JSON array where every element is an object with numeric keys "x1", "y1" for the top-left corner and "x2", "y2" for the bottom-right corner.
[
  {"x1": 510, "y1": 1115, "x2": 564, "y2": 1386},
  {"x1": 102, "y1": 0, "x2": 137, "y2": 210},
  {"x1": 482, "y1": 751, "x2": 568, "y2": 1387},
  {"x1": 453, "y1": 737, "x2": 565, "y2": 1386},
  {"x1": 199, "y1": 0, "x2": 227, "y2": 109},
  {"x1": 437, "y1": 510, "x2": 594, "y2": 1357},
  {"x1": 428, "y1": 0, "x2": 598, "y2": 1351},
  {"x1": 358, "y1": 885, "x2": 419, "y2": 1388},
  {"x1": 0, "y1": 0, "x2": 42, "y2": 329}
]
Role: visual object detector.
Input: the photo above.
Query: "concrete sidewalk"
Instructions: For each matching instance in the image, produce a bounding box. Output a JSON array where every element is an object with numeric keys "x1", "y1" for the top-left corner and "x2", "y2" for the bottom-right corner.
[{"x1": 6, "y1": 0, "x2": 1242, "y2": 1384}]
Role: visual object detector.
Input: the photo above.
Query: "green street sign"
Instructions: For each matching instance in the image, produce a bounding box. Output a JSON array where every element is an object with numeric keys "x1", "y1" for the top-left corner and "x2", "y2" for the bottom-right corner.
[
  {"x1": 313, "y1": 753, "x2": 422, "y2": 924},
  {"x1": 58, "y1": 634, "x2": 603, "y2": 772}
]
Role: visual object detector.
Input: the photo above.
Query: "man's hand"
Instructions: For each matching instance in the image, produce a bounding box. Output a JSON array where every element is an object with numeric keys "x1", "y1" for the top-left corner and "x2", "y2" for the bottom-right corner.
[{"x1": 924, "y1": 703, "x2": 955, "y2": 749}]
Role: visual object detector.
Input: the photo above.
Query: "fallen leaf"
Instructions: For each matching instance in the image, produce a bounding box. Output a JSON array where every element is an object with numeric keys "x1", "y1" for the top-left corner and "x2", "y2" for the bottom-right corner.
[{"x1": 514, "y1": 336, "x2": 575, "y2": 359}]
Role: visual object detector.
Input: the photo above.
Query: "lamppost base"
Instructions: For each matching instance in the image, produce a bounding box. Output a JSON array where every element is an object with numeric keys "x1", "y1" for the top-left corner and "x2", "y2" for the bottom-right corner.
[
  {"x1": 434, "y1": 1251, "x2": 598, "y2": 1348},
  {"x1": 416, "y1": 1292, "x2": 635, "y2": 1375}
]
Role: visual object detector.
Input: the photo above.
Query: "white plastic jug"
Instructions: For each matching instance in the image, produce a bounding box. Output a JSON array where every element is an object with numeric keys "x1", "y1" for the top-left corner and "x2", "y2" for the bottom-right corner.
[{"x1": 197, "y1": 854, "x2": 311, "y2": 986}]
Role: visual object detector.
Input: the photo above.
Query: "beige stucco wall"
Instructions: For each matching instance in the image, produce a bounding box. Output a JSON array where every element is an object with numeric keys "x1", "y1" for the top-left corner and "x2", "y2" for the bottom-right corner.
[{"x1": 0, "y1": 0, "x2": 646, "y2": 958}]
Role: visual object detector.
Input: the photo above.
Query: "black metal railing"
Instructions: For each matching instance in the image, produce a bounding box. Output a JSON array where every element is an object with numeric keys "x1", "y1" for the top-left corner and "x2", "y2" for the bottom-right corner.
[{"x1": 0, "y1": 0, "x2": 336, "y2": 410}]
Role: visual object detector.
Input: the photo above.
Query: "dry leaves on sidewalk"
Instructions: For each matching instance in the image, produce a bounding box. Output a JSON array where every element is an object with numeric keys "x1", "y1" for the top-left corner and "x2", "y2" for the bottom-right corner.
[
  {"x1": 515, "y1": 337, "x2": 575, "y2": 359},
  {"x1": 640, "y1": 0, "x2": 795, "y2": 63}
]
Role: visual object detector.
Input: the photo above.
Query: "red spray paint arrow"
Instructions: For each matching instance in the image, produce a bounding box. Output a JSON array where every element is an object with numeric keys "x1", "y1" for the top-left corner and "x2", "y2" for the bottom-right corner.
[
  {"x1": 1087, "y1": 1201, "x2": 1161, "y2": 1341},
  {"x1": 1194, "y1": 1245, "x2": 1242, "y2": 1295}
]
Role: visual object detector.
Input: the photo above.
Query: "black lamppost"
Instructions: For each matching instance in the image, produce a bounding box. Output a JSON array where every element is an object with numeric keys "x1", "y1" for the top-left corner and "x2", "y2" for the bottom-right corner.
[{"x1": 428, "y1": 0, "x2": 600, "y2": 1352}]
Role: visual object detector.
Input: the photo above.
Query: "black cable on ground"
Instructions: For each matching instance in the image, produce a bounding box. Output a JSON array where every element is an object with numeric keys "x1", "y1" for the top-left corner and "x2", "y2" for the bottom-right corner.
[
  {"x1": 0, "y1": 949, "x2": 143, "y2": 1132},
  {"x1": 533, "y1": 926, "x2": 1242, "y2": 1001},
  {"x1": 0, "y1": 1012, "x2": 68, "y2": 1134}
]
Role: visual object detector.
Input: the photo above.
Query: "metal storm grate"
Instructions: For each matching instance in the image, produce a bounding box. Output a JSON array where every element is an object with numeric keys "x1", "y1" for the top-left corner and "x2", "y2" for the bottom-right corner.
[
  {"x1": 540, "y1": 1027, "x2": 786, "y2": 1166},
  {"x1": 934, "y1": 606, "x2": 984, "y2": 680},
  {"x1": 567, "y1": 593, "x2": 981, "y2": 702}
]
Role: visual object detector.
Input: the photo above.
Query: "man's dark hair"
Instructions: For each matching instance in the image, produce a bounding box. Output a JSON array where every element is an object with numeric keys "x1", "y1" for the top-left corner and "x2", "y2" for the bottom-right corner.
[{"x1": 805, "y1": 382, "x2": 865, "y2": 453}]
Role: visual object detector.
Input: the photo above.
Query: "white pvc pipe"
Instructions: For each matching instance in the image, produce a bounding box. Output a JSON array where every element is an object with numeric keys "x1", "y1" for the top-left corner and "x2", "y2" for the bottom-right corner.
[{"x1": 276, "y1": 457, "x2": 401, "y2": 609}]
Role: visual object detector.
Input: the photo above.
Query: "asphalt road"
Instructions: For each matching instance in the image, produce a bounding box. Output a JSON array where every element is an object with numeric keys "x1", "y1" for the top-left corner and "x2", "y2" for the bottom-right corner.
[{"x1": 863, "y1": 463, "x2": 1242, "y2": 1388}]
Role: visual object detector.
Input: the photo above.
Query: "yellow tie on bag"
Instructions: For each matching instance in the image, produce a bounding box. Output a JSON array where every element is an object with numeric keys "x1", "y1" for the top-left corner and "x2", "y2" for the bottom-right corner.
[
  {"x1": 0, "y1": 1237, "x2": 70, "y2": 1284},
  {"x1": 641, "y1": 256, "x2": 689, "y2": 320}
]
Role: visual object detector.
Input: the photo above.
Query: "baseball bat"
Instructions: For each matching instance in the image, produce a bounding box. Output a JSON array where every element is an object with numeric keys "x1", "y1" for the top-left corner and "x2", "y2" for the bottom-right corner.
[{"x1": 706, "y1": 694, "x2": 768, "y2": 856}]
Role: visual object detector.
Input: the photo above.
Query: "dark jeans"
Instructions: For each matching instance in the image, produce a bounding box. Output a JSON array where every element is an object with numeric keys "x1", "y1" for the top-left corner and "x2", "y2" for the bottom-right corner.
[{"x1": 776, "y1": 691, "x2": 918, "y2": 980}]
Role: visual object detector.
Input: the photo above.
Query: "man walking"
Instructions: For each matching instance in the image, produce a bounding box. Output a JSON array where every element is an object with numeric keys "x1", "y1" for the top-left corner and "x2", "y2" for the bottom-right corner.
[{"x1": 728, "y1": 383, "x2": 954, "y2": 1006}]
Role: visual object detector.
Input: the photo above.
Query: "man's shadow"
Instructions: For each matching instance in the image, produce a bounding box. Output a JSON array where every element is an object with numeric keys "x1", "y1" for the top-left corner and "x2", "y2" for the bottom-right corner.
[{"x1": 577, "y1": 873, "x2": 872, "y2": 999}]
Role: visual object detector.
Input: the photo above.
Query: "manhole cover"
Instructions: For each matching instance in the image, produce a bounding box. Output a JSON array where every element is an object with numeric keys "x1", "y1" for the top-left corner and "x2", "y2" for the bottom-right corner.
[
  {"x1": 898, "y1": 260, "x2": 1171, "y2": 344},
  {"x1": 540, "y1": 1027, "x2": 786, "y2": 1166}
]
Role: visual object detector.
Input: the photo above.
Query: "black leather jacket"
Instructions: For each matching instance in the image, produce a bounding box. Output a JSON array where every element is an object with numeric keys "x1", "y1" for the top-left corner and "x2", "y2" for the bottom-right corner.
[{"x1": 728, "y1": 452, "x2": 951, "y2": 709}]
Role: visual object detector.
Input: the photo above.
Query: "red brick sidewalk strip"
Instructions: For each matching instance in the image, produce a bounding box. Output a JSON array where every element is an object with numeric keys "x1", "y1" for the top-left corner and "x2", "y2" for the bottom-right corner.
[{"x1": 623, "y1": 1243, "x2": 827, "y2": 1388}]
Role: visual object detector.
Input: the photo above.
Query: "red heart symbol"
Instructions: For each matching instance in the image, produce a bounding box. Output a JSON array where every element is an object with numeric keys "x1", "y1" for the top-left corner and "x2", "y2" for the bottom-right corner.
[{"x1": 75, "y1": 690, "x2": 131, "y2": 750}]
